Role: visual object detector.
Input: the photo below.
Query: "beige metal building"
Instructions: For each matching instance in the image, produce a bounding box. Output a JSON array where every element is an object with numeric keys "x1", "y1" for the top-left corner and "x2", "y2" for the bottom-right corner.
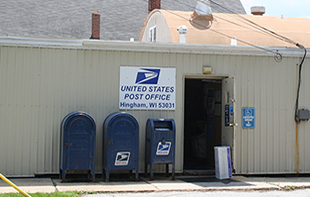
[{"x1": 0, "y1": 36, "x2": 309, "y2": 177}]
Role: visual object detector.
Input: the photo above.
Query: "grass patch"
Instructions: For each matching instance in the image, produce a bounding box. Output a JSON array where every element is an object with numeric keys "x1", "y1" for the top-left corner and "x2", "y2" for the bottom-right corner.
[{"x1": 0, "y1": 191, "x2": 89, "y2": 197}]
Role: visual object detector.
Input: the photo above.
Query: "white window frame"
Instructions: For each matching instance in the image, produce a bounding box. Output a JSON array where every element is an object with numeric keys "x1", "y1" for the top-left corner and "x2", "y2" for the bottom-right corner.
[{"x1": 149, "y1": 25, "x2": 156, "y2": 42}]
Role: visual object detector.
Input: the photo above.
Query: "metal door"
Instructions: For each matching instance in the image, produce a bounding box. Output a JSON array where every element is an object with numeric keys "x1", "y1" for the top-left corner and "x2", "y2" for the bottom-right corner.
[{"x1": 222, "y1": 77, "x2": 236, "y2": 166}]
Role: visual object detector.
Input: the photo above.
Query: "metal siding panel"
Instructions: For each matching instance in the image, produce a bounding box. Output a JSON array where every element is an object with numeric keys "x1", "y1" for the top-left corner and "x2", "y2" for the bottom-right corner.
[
  {"x1": 240, "y1": 56, "x2": 249, "y2": 173},
  {"x1": 283, "y1": 57, "x2": 298, "y2": 173},
  {"x1": 253, "y1": 56, "x2": 262, "y2": 173},
  {"x1": 0, "y1": 47, "x2": 8, "y2": 174}
]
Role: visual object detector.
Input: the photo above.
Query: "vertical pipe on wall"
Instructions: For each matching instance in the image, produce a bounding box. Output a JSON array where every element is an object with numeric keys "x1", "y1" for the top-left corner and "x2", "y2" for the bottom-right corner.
[{"x1": 295, "y1": 123, "x2": 300, "y2": 173}]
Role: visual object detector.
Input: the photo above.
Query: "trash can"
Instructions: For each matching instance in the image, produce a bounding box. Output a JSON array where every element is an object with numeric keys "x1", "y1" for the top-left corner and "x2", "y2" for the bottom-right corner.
[
  {"x1": 60, "y1": 111, "x2": 96, "y2": 182},
  {"x1": 214, "y1": 146, "x2": 232, "y2": 179},
  {"x1": 145, "y1": 119, "x2": 175, "y2": 180},
  {"x1": 103, "y1": 112, "x2": 139, "y2": 182}
]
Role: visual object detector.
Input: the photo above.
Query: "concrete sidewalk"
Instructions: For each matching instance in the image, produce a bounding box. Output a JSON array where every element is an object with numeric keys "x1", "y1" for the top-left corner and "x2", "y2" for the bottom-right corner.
[{"x1": 2, "y1": 176, "x2": 310, "y2": 194}]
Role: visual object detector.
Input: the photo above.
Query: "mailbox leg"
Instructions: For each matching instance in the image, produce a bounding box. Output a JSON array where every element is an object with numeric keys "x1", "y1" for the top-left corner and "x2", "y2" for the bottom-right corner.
[
  {"x1": 150, "y1": 163, "x2": 154, "y2": 180},
  {"x1": 91, "y1": 170, "x2": 95, "y2": 182},
  {"x1": 59, "y1": 169, "x2": 62, "y2": 179},
  {"x1": 166, "y1": 164, "x2": 169, "y2": 177},
  {"x1": 144, "y1": 163, "x2": 148, "y2": 176},
  {"x1": 135, "y1": 171, "x2": 139, "y2": 181},
  {"x1": 105, "y1": 169, "x2": 109, "y2": 182},
  {"x1": 102, "y1": 168, "x2": 105, "y2": 180},
  {"x1": 62, "y1": 170, "x2": 66, "y2": 182},
  {"x1": 172, "y1": 165, "x2": 175, "y2": 180}
]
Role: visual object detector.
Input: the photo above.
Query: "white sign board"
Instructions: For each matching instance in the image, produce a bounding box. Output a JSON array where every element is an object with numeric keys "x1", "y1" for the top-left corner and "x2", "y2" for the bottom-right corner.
[{"x1": 119, "y1": 66, "x2": 176, "y2": 110}]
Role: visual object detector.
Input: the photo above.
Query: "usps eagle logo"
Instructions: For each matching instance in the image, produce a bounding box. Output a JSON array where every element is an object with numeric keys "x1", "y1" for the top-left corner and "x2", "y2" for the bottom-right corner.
[
  {"x1": 115, "y1": 152, "x2": 130, "y2": 166},
  {"x1": 156, "y1": 142, "x2": 172, "y2": 155},
  {"x1": 135, "y1": 68, "x2": 160, "y2": 84}
]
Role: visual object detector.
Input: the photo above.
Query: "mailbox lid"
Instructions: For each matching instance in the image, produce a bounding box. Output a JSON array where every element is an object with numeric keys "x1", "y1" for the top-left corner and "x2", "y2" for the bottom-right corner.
[{"x1": 147, "y1": 119, "x2": 175, "y2": 132}]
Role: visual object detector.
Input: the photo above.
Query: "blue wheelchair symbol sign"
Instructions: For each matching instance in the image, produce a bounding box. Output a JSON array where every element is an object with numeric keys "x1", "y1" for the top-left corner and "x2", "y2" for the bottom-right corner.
[{"x1": 242, "y1": 108, "x2": 255, "y2": 129}]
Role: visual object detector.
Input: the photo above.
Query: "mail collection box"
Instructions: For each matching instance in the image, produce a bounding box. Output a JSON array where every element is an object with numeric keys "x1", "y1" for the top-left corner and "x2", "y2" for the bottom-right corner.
[
  {"x1": 103, "y1": 112, "x2": 139, "y2": 182},
  {"x1": 145, "y1": 119, "x2": 175, "y2": 180},
  {"x1": 60, "y1": 111, "x2": 96, "y2": 182}
]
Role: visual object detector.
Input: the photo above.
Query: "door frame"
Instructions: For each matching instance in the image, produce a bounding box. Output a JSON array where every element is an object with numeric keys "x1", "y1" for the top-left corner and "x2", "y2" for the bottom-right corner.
[{"x1": 183, "y1": 75, "x2": 236, "y2": 171}]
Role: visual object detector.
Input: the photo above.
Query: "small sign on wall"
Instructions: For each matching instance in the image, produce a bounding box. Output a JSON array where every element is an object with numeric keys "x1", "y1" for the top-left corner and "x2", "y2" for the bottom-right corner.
[{"x1": 242, "y1": 107, "x2": 255, "y2": 129}]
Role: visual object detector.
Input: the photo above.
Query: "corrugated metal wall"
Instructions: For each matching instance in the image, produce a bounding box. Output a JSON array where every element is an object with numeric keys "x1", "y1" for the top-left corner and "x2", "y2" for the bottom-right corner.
[{"x1": 0, "y1": 41, "x2": 309, "y2": 176}]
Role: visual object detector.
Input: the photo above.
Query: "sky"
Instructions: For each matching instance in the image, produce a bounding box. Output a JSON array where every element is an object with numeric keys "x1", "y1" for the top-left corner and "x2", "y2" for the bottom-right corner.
[{"x1": 240, "y1": 0, "x2": 310, "y2": 18}]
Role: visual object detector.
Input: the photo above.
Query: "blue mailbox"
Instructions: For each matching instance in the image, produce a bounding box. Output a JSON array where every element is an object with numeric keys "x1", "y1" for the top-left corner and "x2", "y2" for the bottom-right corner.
[
  {"x1": 60, "y1": 111, "x2": 96, "y2": 182},
  {"x1": 145, "y1": 119, "x2": 175, "y2": 180},
  {"x1": 103, "y1": 112, "x2": 139, "y2": 182}
]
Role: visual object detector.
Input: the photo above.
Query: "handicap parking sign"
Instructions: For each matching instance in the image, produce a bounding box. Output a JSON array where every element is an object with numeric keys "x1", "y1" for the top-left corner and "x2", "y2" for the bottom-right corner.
[{"x1": 242, "y1": 107, "x2": 255, "y2": 129}]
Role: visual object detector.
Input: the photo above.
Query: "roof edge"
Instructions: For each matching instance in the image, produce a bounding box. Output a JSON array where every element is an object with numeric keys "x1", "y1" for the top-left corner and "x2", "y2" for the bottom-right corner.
[
  {"x1": 139, "y1": 9, "x2": 162, "y2": 41},
  {"x1": 0, "y1": 35, "x2": 83, "y2": 46},
  {"x1": 0, "y1": 36, "x2": 307, "y2": 58}
]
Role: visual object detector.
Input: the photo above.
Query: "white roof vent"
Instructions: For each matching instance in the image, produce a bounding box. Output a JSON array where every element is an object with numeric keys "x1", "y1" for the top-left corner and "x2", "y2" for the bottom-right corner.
[
  {"x1": 177, "y1": 25, "x2": 188, "y2": 43},
  {"x1": 230, "y1": 37, "x2": 237, "y2": 46},
  {"x1": 251, "y1": 6, "x2": 265, "y2": 16}
]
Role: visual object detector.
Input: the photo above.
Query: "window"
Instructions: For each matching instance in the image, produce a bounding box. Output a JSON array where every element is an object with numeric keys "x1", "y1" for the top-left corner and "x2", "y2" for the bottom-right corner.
[{"x1": 149, "y1": 26, "x2": 156, "y2": 42}]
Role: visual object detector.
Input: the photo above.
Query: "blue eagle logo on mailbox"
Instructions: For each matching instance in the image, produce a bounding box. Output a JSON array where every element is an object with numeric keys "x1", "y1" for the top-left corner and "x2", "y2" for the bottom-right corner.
[
  {"x1": 156, "y1": 142, "x2": 171, "y2": 155},
  {"x1": 135, "y1": 68, "x2": 160, "y2": 84},
  {"x1": 115, "y1": 152, "x2": 130, "y2": 166}
]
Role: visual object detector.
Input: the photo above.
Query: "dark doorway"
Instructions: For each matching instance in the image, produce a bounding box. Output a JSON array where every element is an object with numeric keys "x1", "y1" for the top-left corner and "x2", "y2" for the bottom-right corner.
[{"x1": 184, "y1": 78, "x2": 222, "y2": 171}]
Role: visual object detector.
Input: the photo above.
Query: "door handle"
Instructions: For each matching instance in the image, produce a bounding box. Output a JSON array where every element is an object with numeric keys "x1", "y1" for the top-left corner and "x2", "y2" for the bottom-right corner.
[
  {"x1": 229, "y1": 123, "x2": 238, "y2": 127},
  {"x1": 64, "y1": 142, "x2": 68, "y2": 147}
]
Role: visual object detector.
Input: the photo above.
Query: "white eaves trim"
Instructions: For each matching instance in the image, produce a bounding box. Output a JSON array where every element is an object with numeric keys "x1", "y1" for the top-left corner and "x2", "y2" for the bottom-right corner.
[{"x1": 0, "y1": 36, "x2": 307, "y2": 58}]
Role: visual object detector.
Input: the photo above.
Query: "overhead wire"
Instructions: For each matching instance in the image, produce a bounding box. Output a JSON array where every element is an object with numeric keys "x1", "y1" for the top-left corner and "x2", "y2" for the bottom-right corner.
[
  {"x1": 209, "y1": 0, "x2": 303, "y2": 47},
  {"x1": 175, "y1": 0, "x2": 299, "y2": 47},
  {"x1": 208, "y1": 0, "x2": 308, "y2": 123},
  {"x1": 162, "y1": 6, "x2": 282, "y2": 59},
  {"x1": 163, "y1": 0, "x2": 307, "y2": 123}
]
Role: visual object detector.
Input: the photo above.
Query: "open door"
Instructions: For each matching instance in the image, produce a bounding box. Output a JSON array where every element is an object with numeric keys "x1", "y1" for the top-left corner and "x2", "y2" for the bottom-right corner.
[
  {"x1": 183, "y1": 78, "x2": 222, "y2": 171},
  {"x1": 222, "y1": 77, "x2": 236, "y2": 169}
]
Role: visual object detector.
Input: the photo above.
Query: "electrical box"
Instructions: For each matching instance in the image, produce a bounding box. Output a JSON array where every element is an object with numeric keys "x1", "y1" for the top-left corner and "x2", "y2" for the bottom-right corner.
[
  {"x1": 103, "y1": 112, "x2": 139, "y2": 182},
  {"x1": 298, "y1": 109, "x2": 310, "y2": 121},
  {"x1": 60, "y1": 111, "x2": 96, "y2": 182},
  {"x1": 145, "y1": 119, "x2": 175, "y2": 180}
]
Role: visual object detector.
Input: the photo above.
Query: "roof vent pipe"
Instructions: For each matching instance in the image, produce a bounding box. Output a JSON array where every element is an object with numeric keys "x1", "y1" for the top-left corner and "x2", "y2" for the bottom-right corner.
[
  {"x1": 177, "y1": 25, "x2": 188, "y2": 43},
  {"x1": 251, "y1": 6, "x2": 265, "y2": 16},
  {"x1": 149, "y1": 0, "x2": 161, "y2": 13},
  {"x1": 230, "y1": 37, "x2": 237, "y2": 45},
  {"x1": 91, "y1": 10, "x2": 100, "y2": 39}
]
